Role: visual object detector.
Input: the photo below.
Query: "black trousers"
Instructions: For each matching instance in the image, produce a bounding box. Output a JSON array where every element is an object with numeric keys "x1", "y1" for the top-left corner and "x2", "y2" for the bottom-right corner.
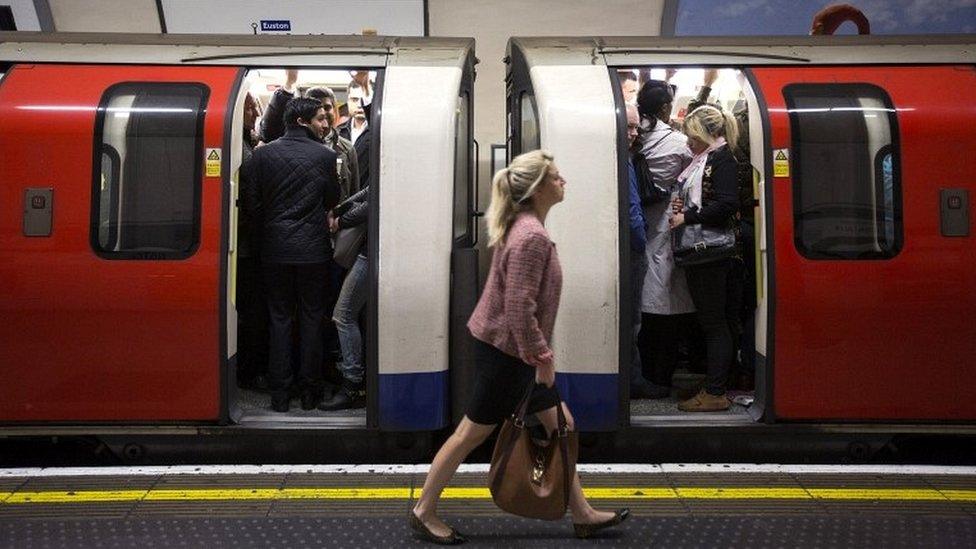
[
  {"x1": 638, "y1": 312, "x2": 696, "y2": 387},
  {"x1": 322, "y1": 260, "x2": 345, "y2": 359},
  {"x1": 237, "y1": 256, "x2": 269, "y2": 383},
  {"x1": 264, "y1": 262, "x2": 329, "y2": 397},
  {"x1": 739, "y1": 219, "x2": 757, "y2": 373},
  {"x1": 685, "y1": 258, "x2": 735, "y2": 396},
  {"x1": 630, "y1": 251, "x2": 649, "y2": 387}
]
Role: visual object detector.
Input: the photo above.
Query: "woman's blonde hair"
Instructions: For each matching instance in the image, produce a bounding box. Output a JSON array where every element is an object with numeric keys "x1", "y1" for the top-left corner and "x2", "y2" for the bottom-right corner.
[
  {"x1": 486, "y1": 150, "x2": 555, "y2": 247},
  {"x1": 683, "y1": 104, "x2": 740, "y2": 156}
]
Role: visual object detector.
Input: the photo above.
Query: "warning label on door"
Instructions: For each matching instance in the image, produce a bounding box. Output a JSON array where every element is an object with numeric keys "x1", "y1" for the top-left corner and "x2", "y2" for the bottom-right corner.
[
  {"x1": 773, "y1": 148, "x2": 789, "y2": 178},
  {"x1": 206, "y1": 148, "x2": 221, "y2": 177}
]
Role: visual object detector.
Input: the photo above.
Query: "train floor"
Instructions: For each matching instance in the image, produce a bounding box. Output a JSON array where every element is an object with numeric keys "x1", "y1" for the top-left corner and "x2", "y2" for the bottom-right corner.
[
  {"x1": 235, "y1": 387, "x2": 366, "y2": 425},
  {"x1": 2, "y1": 464, "x2": 974, "y2": 547}
]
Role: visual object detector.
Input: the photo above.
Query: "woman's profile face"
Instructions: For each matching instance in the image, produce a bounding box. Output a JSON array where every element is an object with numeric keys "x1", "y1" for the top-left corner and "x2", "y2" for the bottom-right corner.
[{"x1": 542, "y1": 165, "x2": 566, "y2": 204}]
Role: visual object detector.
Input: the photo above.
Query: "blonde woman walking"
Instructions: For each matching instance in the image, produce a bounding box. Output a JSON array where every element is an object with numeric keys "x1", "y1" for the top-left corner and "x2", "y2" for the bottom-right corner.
[{"x1": 409, "y1": 151, "x2": 629, "y2": 544}]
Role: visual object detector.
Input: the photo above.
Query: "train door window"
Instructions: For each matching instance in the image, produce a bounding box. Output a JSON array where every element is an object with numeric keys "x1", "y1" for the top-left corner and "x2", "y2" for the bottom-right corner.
[
  {"x1": 453, "y1": 92, "x2": 472, "y2": 243},
  {"x1": 91, "y1": 82, "x2": 208, "y2": 258},
  {"x1": 784, "y1": 84, "x2": 902, "y2": 259},
  {"x1": 520, "y1": 92, "x2": 540, "y2": 152}
]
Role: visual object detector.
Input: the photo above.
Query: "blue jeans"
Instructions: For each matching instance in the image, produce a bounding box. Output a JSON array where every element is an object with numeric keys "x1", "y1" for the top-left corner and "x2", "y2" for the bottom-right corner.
[{"x1": 333, "y1": 254, "x2": 368, "y2": 384}]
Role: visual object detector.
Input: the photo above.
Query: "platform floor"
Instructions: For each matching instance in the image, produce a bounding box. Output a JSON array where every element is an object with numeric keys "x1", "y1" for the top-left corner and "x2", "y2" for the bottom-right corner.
[{"x1": 1, "y1": 464, "x2": 974, "y2": 547}]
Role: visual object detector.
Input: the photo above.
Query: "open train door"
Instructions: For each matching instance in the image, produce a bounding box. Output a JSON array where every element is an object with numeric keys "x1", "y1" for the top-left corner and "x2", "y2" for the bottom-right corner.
[
  {"x1": 0, "y1": 64, "x2": 241, "y2": 421},
  {"x1": 751, "y1": 65, "x2": 976, "y2": 421},
  {"x1": 505, "y1": 39, "x2": 621, "y2": 431}
]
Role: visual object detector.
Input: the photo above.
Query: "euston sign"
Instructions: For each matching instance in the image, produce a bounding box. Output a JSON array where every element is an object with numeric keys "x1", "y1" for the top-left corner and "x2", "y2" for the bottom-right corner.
[{"x1": 260, "y1": 20, "x2": 292, "y2": 32}]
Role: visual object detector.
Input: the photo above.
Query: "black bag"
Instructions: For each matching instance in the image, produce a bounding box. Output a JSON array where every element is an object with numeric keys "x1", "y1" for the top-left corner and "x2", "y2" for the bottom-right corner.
[
  {"x1": 632, "y1": 152, "x2": 670, "y2": 206},
  {"x1": 671, "y1": 222, "x2": 736, "y2": 266},
  {"x1": 333, "y1": 224, "x2": 366, "y2": 269}
]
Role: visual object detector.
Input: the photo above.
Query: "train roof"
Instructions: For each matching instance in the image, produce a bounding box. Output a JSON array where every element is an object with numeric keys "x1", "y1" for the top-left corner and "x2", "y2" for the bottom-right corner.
[
  {"x1": 508, "y1": 35, "x2": 976, "y2": 66},
  {"x1": 0, "y1": 32, "x2": 475, "y2": 68}
]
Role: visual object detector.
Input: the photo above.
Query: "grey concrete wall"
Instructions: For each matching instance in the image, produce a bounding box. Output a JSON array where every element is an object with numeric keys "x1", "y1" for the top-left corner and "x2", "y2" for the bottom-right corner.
[{"x1": 49, "y1": 0, "x2": 160, "y2": 32}]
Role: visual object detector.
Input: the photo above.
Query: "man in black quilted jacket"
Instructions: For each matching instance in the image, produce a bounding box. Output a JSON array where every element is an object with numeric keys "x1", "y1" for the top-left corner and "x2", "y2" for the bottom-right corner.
[{"x1": 241, "y1": 97, "x2": 341, "y2": 413}]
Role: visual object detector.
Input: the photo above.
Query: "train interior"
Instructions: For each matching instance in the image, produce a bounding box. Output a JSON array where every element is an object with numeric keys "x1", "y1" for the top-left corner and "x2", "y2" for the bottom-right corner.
[
  {"x1": 616, "y1": 67, "x2": 768, "y2": 424},
  {"x1": 229, "y1": 68, "x2": 379, "y2": 427}
]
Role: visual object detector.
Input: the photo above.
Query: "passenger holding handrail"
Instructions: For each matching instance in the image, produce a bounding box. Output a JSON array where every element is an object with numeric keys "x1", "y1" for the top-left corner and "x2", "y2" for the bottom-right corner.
[
  {"x1": 668, "y1": 105, "x2": 741, "y2": 412},
  {"x1": 411, "y1": 151, "x2": 628, "y2": 544}
]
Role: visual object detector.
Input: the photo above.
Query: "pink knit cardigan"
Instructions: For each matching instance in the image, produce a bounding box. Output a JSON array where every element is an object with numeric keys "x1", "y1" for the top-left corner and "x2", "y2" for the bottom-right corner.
[{"x1": 467, "y1": 212, "x2": 562, "y2": 365}]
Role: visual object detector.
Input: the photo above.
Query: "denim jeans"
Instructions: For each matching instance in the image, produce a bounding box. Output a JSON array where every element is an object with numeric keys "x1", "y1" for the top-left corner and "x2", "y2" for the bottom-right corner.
[{"x1": 333, "y1": 254, "x2": 368, "y2": 384}]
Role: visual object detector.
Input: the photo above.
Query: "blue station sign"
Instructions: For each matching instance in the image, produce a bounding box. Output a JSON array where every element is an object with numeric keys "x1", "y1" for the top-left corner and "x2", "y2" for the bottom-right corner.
[{"x1": 260, "y1": 20, "x2": 292, "y2": 32}]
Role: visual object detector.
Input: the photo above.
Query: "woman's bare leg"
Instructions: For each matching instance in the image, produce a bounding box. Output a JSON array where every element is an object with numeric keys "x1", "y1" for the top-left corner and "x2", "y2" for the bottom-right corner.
[
  {"x1": 413, "y1": 416, "x2": 496, "y2": 537},
  {"x1": 534, "y1": 403, "x2": 616, "y2": 524}
]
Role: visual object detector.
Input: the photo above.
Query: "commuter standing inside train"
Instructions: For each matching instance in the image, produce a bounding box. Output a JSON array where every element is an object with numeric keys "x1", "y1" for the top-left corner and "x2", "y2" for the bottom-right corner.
[
  {"x1": 411, "y1": 151, "x2": 628, "y2": 544},
  {"x1": 624, "y1": 102, "x2": 661, "y2": 399},
  {"x1": 635, "y1": 80, "x2": 695, "y2": 398},
  {"x1": 241, "y1": 97, "x2": 341, "y2": 413},
  {"x1": 317, "y1": 185, "x2": 370, "y2": 411},
  {"x1": 668, "y1": 105, "x2": 741, "y2": 412},
  {"x1": 260, "y1": 69, "x2": 361, "y2": 380},
  {"x1": 236, "y1": 92, "x2": 270, "y2": 392}
]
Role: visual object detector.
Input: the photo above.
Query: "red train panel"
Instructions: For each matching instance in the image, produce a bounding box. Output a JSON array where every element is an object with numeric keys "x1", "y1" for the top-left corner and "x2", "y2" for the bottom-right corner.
[
  {"x1": 753, "y1": 66, "x2": 976, "y2": 420},
  {"x1": 0, "y1": 65, "x2": 238, "y2": 421}
]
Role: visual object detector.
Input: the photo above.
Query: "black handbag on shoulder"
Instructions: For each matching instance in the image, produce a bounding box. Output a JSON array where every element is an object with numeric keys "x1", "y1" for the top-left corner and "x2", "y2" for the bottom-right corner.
[{"x1": 333, "y1": 224, "x2": 366, "y2": 270}]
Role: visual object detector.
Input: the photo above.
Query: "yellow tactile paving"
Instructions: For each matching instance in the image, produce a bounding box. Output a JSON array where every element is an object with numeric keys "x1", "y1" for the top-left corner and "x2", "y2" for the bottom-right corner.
[{"x1": 2, "y1": 487, "x2": 974, "y2": 504}]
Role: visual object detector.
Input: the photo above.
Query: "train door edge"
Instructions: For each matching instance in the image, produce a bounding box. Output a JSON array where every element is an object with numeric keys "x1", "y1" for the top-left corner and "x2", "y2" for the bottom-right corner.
[
  {"x1": 367, "y1": 67, "x2": 386, "y2": 430},
  {"x1": 449, "y1": 51, "x2": 480, "y2": 424},
  {"x1": 743, "y1": 68, "x2": 774, "y2": 424},
  {"x1": 222, "y1": 67, "x2": 247, "y2": 425},
  {"x1": 606, "y1": 66, "x2": 632, "y2": 429}
]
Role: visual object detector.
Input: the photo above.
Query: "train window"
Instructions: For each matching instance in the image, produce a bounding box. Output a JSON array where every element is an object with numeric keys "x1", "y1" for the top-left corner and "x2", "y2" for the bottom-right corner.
[
  {"x1": 90, "y1": 83, "x2": 209, "y2": 259},
  {"x1": 784, "y1": 84, "x2": 902, "y2": 259},
  {"x1": 520, "y1": 92, "x2": 540, "y2": 152},
  {"x1": 453, "y1": 93, "x2": 472, "y2": 243}
]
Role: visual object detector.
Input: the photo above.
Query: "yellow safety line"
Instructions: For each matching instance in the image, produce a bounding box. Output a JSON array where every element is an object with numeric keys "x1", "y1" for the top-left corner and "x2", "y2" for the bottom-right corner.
[{"x1": 2, "y1": 487, "x2": 974, "y2": 504}]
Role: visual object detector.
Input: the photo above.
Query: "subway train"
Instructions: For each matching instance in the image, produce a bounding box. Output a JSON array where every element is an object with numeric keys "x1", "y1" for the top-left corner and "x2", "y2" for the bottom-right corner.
[{"x1": 0, "y1": 31, "x2": 974, "y2": 463}]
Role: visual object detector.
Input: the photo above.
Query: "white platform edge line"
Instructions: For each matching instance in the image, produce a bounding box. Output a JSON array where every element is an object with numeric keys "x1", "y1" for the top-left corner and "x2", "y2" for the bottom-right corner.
[{"x1": 2, "y1": 464, "x2": 975, "y2": 478}]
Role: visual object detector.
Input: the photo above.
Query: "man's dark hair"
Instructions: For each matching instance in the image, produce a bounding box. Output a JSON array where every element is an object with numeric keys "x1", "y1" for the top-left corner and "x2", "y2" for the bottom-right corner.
[
  {"x1": 305, "y1": 86, "x2": 336, "y2": 104},
  {"x1": 283, "y1": 97, "x2": 323, "y2": 128},
  {"x1": 636, "y1": 79, "x2": 674, "y2": 119}
]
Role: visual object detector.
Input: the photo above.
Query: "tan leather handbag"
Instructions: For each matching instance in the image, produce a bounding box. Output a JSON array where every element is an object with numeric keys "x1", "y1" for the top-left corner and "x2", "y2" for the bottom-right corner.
[{"x1": 487, "y1": 381, "x2": 579, "y2": 520}]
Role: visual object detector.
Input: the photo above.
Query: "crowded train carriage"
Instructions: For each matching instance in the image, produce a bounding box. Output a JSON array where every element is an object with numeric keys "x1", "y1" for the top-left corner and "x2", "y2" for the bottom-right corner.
[
  {"x1": 0, "y1": 31, "x2": 974, "y2": 461},
  {"x1": 506, "y1": 34, "x2": 976, "y2": 430},
  {"x1": 0, "y1": 32, "x2": 478, "y2": 436}
]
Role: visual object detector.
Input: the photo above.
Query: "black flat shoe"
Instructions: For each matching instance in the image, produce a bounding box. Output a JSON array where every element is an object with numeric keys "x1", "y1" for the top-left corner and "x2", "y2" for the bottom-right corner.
[
  {"x1": 408, "y1": 511, "x2": 467, "y2": 545},
  {"x1": 573, "y1": 508, "x2": 630, "y2": 539}
]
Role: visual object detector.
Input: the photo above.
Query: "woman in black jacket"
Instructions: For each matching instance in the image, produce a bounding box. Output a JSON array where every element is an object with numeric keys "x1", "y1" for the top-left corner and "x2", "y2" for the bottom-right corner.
[
  {"x1": 319, "y1": 186, "x2": 369, "y2": 411},
  {"x1": 668, "y1": 105, "x2": 740, "y2": 412}
]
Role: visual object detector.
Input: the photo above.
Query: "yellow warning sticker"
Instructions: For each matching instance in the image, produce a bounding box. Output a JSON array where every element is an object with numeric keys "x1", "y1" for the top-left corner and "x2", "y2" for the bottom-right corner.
[
  {"x1": 773, "y1": 148, "x2": 790, "y2": 178},
  {"x1": 206, "y1": 148, "x2": 221, "y2": 177}
]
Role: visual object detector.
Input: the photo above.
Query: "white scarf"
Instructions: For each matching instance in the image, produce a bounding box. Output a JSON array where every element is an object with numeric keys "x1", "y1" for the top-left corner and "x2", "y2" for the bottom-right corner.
[{"x1": 678, "y1": 137, "x2": 726, "y2": 210}]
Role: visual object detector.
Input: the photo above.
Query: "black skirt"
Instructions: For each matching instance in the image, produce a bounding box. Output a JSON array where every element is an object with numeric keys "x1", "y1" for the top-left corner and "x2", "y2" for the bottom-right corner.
[{"x1": 466, "y1": 339, "x2": 561, "y2": 425}]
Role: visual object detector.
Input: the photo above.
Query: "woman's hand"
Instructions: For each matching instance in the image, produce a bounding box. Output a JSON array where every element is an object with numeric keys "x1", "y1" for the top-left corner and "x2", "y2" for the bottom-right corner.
[
  {"x1": 327, "y1": 212, "x2": 339, "y2": 233},
  {"x1": 535, "y1": 361, "x2": 556, "y2": 388},
  {"x1": 532, "y1": 350, "x2": 555, "y2": 387},
  {"x1": 669, "y1": 212, "x2": 685, "y2": 229}
]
